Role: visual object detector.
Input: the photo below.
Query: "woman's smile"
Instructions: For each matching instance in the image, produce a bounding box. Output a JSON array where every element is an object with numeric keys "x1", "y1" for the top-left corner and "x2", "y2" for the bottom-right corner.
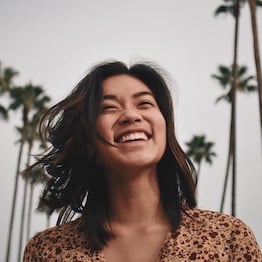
[{"x1": 114, "y1": 129, "x2": 151, "y2": 143}]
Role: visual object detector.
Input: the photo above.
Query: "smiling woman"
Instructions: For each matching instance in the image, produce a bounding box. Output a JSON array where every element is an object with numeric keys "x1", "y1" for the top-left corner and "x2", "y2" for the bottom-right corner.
[{"x1": 23, "y1": 60, "x2": 261, "y2": 261}]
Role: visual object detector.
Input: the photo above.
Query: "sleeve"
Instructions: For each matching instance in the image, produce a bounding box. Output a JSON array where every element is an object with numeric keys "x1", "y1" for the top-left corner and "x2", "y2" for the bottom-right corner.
[
  {"x1": 229, "y1": 218, "x2": 262, "y2": 261},
  {"x1": 22, "y1": 233, "x2": 42, "y2": 262}
]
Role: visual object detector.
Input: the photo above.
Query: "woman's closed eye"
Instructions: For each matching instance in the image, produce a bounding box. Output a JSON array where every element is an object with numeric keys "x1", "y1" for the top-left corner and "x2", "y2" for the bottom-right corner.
[
  {"x1": 137, "y1": 100, "x2": 155, "y2": 109},
  {"x1": 101, "y1": 104, "x2": 119, "y2": 113}
]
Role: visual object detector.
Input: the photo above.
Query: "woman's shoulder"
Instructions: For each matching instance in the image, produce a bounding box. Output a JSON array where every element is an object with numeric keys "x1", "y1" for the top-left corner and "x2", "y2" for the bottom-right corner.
[
  {"x1": 170, "y1": 208, "x2": 262, "y2": 261},
  {"x1": 26, "y1": 217, "x2": 84, "y2": 245},
  {"x1": 181, "y1": 208, "x2": 256, "y2": 237},
  {"x1": 183, "y1": 208, "x2": 245, "y2": 225},
  {"x1": 23, "y1": 217, "x2": 102, "y2": 261}
]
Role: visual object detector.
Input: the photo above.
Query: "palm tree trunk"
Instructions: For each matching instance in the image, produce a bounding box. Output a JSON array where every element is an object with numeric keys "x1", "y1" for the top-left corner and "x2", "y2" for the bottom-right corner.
[
  {"x1": 196, "y1": 163, "x2": 201, "y2": 186},
  {"x1": 26, "y1": 140, "x2": 34, "y2": 241},
  {"x1": 26, "y1": 183, "x2": 34, "y2": 241},
  {"x1": 6, "y1": 106, "x2": 28, "y2": 262},
  {"x1": 17, "y1": 177, "x2": 28, "y2": 262},
  {"x1": 5, "y1": 132, "x2": 26, "y2": 262},
  {"x1": 248, "y1": 0, "x2": 262, "y2": 143},
  {"x1": 17, "y1": 141, "x2": 32, "y2": 261},
  {"x1": 47, "y1": 214, "x2": 51, "y2": 229},
  {"x1": 220, "y1": 117, "x2": 233, "y2": 212},
  {"x1": 230, "y1": 1, "x2": 240, "y2": 217},
  {"x1": 193, "y1": 163, "x2": 201, "y2": 203}
]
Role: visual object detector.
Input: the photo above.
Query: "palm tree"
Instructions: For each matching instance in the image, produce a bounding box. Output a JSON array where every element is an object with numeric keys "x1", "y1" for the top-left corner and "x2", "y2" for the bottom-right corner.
[
  {"x1": 18, "y1": 115, "x2": 50, "y2": 260},
  {"x1": 212, "y1": 64, "x2": 257, "y2": 214},
  {"x1": 215, "y1": 0, "x2": 244, "y2": 217},
  {"x1": 248, "y1": 0, "x2": 262, "y2": 141},
  {"x1": 5, "y1": 83, "x2": 49, "y2": 262},
  {"x1": 185, "y1": 135, "x2": 217, "y2": 185},
  {"x1": 17, "y1": 88, "x2": 50, "y2": 262},
  {"x1": 0, "y1": 62, "x2": 18, "y2": 120},
  {"x1": 215, "y1": 0, "x2": 262, "y2": 217}
]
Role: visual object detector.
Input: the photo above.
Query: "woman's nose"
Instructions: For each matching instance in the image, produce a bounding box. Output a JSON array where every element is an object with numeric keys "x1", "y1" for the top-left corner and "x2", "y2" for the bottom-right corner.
[{"x1": 118, "y1": 108, "x2": 143, "y2": 124}]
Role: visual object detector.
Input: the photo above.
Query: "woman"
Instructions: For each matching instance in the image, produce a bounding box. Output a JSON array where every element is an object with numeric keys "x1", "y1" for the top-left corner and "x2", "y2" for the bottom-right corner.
[{"x1": 23, "y1": 61, "x2": 261, "y2": 261}]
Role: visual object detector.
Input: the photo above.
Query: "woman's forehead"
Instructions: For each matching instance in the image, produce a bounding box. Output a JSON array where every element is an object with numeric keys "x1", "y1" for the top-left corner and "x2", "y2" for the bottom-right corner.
[{"x1": 101, "y1": 74, "x2": 152, "y2": 94}]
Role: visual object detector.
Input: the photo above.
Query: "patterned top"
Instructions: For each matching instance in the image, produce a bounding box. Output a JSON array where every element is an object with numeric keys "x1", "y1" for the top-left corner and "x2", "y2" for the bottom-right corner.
[{"x1": 23, "y1": 209, "x2": 262, "y2": 261}]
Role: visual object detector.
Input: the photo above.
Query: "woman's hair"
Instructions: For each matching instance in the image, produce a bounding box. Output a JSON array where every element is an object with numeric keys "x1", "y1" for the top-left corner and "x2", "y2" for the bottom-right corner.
[{"x1": 36, "y1": 60, "x2": 196, "y2": 250}]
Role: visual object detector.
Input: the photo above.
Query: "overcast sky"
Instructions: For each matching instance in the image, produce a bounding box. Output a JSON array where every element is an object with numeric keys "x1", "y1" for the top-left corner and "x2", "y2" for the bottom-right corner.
[{"x1": 1, "y1": 1, "x2": 261, "y2": 260}]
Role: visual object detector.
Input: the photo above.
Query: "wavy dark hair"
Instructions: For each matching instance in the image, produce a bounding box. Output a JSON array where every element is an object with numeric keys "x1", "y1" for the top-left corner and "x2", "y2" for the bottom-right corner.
[{"x1": 35, "y1": 60, "x2": 196, "y2": 250}]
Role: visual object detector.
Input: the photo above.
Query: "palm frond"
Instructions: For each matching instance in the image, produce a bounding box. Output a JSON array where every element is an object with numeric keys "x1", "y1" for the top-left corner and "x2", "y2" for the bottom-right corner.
[
  {"x1": 256, "y1": 0, "x2": 262, "y2": 7},
  {"x1": 211, "y1": 74, "x2": 231, "y2": 88},
  {"x1": 22, "y1": 164, "x2": 49, "y2": 184},
  {"x1": 215, "y1": 93, "x2": 231, "y2": 104},
  {"x1": 0, "y1": 105, "x2": 8, "y2": 119},
  {"x1": 238, "y1": 76, "x2": 256, "y2": 89},
  {"x1": 214, "y1": 5, "x2": 232, "y2": 16},
  {"x1": 219, "y1": 65, "x2": 231, "y2": 75},
  {"x1": 246, "y1": 85, "x2": 257, "y2": 92},
  {"x1": 238, "y1": 65, "x2": 248, "y2": 76},
  {"x1": 37, "y1": 198, "x2": 55, "y2": 216}
]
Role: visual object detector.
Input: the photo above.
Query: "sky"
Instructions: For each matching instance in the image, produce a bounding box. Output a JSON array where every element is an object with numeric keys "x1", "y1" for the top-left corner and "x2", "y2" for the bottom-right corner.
[{"x1": 0, "y1": 1, "x2": 262, "y2": 261}]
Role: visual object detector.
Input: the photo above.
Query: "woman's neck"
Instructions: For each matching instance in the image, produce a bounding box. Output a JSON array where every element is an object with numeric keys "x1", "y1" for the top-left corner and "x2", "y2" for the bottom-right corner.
[{"x1": 106, "y1": 168, "x2": 168, "y2": 227}]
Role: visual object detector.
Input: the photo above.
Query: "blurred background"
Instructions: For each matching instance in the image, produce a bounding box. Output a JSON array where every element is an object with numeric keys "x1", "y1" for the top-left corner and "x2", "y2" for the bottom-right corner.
[{"x1": 1, "y1": 0, "x2": 261, "y2": 261}]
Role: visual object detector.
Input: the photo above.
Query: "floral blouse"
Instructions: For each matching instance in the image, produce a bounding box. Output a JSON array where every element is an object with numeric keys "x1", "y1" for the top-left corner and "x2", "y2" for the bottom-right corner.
[{"x1": 23, "y1": 209, "x2": 262, "y2": 261}]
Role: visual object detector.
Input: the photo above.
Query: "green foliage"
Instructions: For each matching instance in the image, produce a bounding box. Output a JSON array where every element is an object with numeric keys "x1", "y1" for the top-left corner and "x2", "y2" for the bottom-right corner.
[
  {"x1": 0, "y1": 62, "x2": 19, "y2": 120},
  {"x1": 185, "y1": 135, "x2": 217, "y2": 167},
  {"x1": 9, "y1": 84, "x2": 44, "y2": 112},
  {"x1": 0, "y1": 66, "x2": 19, "y2": 93},
  {"x1": 214, "y1": 0, "x2": 262, "y2": 17},
  {"x1": 0, "y1": 105, "x2": 8, "y2": 119},
  {"x1": 215, "y1": 5, "x2": 236, "y2": 16},
  {"x1": 256, "y1": 0, "x2": 262, "y2": 7},
  {"x1": 214, "y1": 0, "x2": 246, "y2": 17},
  {"x1": 212, "y1": 64, "x2": 257, "y2": 103},
  {"x1": 22, "y1": 164, "x2": 49, "y2": 185}
]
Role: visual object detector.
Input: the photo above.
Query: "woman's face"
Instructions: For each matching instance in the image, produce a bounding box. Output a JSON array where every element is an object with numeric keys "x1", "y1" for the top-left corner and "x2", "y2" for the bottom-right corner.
[{"x1": 95, "y1": 74, "x2": 166, "y2": 174}]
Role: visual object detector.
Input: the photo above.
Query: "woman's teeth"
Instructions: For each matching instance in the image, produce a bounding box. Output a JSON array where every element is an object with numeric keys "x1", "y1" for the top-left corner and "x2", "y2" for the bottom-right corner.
[{"x1": 118, "y1": 132, "x2": 148, "y2": 143}]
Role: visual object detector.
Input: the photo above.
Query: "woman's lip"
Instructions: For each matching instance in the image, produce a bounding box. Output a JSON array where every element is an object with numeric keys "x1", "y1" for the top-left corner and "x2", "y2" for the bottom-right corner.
[{"x1": 115, "y1": 139, "x2": 150, "y2": 148}]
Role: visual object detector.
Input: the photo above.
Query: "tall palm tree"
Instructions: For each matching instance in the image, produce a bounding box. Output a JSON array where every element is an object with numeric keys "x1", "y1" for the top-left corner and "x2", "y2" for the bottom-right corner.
[
  {"x1": 248, "y1": 0, "x2": 262, "y2": 141},
  {"x1": 0, "y1": 62, "x2": 18, "y2": 120},
  {"x1": 215, "y1": 0, "x2": 244, "y2": 217},
  {"x1": 17, "y1": 89, "x2": 50, "y2": 262},
  {"x1": 212, "y1": 64, "x2": 257, "y2": 213},
  {"x1": 5, "y1": 83, "x2": 49, "y2": 262},
  {"x1": 185, "y1": 135, "x2": 217, "y2": 185},
  {"x1": 215, "y1": 0, "x2": 262, "y2": 217}
]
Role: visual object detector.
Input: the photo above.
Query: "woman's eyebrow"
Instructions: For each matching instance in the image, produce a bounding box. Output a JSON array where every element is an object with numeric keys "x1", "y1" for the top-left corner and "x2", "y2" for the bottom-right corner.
[
  {"x1": 102, "y1": 94, "x2": 117, "y2": 100},
  {"x1": 102, "y1": 91, "x2": 153, "y2": 100},
  {"x1": 133, "y1": 91, "x2": 153, "y2": 98}
]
